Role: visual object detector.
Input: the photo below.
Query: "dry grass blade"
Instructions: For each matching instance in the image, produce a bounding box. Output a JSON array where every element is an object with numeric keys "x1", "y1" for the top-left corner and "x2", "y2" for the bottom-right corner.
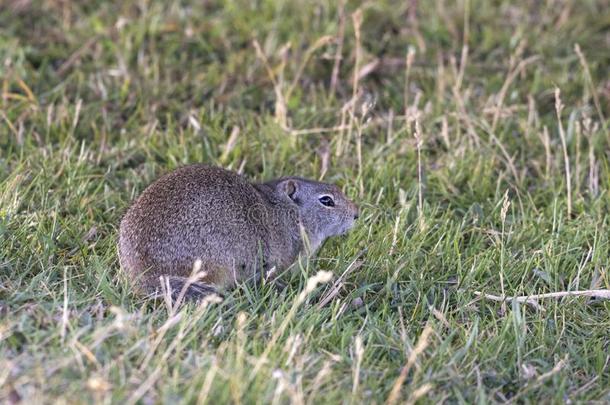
[
  {"x1": 509, "y1": 355, "x2": 569, "y2": 402},
  {"x1": 286, "y1": 35, "x2": 334, "y2": 99},
  {"x1": 15, "y1": 78, "x2": 36, "y2": 103},
  {"x1": 330, "y1": 0, "x2": 346, "y2": 94},
  {"x1": 252, "y1": 39, "x2": 287, "y2": 128},
  {"x1": 317, "y1": 249, "x2": 366, "y2": 308},
  {"x1": 474, "y1": 289, "x2": 610, "y2": 310},
  {"x1": 288, "y1": 124, "x2": 351, "y2": 136},
  {"x1": 414, "y1": 117, "x2": 424, "y2": 229},
  {"x1": 316, "y1": 140, "x2": 330, "y2": 180},
  {"x1": 405, "y1": 383, "x2": 433, "y2": 405},
  {"x1": 574, "y1": 44, "x2": 607, "y2": 134},
  {"x1": 555, "y1": 88, "x2": 572, "y2": 217},
  {"x1": 126, "y1": 366, "x2": 162, "y2": 405},
  {"x1": 386, "y1": 323, "x2": 434, "y2": 405},
  {"x1": 57, "y1": 36, "x2": 99, "y2": 76},
  {"x1": 356, "y1": 58, "x2": 380, "y2": 81},
  {"x1": 250, "y1": 271, "x2": 333, "y2": 378},
  {"x1": 61, "y1": 268, "x2": 69, "y2": 343},
  {"x1": 351, "y1": 335, "x2": 364, "y2": 397},
  {"x1": 220, "y1": 126, "x2": 240, "y2": 163},
  {"x1": 491, "y1": 55, "x2": 540, "y2": 131},
  {"x1": 537, "y1": 290, "x2": 607, "y2": 299}
]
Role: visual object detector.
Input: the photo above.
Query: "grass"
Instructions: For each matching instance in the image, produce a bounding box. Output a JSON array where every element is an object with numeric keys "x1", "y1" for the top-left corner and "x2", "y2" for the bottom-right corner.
[{"x1": 1, "y1": 0, "x2": 609, "y2": 403}]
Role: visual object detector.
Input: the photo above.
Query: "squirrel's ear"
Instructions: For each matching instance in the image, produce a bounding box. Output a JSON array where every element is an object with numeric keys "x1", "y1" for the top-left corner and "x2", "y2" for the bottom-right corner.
[{"x1": 279, "y1": 179, "x2": 298, "y2": 201}]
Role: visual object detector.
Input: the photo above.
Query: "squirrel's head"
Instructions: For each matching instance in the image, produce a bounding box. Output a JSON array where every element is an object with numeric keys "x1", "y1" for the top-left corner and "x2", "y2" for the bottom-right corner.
[{"x1": 269, "y1": 177, "x2": 359, "y2": 252}]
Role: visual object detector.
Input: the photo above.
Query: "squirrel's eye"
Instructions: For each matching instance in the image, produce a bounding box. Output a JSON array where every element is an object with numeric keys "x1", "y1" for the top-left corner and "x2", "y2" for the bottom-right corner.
[{"x1": 319, "y1": 195, "x2": 335, "y2": 207}]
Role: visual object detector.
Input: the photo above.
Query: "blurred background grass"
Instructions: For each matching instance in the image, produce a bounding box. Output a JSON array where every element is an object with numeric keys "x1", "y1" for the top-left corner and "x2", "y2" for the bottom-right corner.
[{"x1": 1, "y1": 0, "x2": 609, "y2": 403}]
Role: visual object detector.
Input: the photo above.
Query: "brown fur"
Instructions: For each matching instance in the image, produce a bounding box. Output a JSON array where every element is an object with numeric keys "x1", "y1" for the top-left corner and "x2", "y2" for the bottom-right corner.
[{"x1": 119, "y1": 164, "x2": 358, "y2": 300}]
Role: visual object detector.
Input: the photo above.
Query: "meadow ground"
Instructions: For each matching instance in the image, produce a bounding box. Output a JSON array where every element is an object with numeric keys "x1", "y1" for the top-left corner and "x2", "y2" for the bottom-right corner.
[{"x1": 1, "y1": 0, "x2": 609, "y2": 403}]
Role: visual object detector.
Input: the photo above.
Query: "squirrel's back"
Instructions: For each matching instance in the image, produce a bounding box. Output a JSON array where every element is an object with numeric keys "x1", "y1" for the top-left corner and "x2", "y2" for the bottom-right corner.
[{"x1": 119, "y1": 165, "x2": 298, "y2": 295}]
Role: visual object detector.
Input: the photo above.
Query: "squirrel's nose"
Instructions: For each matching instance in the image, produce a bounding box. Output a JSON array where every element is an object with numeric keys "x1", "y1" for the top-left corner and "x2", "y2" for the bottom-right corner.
[{"x1": 353, "y1": 205, "x2": 360, "y2": 220}]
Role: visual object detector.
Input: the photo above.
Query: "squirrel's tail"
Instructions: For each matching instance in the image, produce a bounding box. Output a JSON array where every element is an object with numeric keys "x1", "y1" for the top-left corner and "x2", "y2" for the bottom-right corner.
[{"x1": 160, "y1": 276, "x2": 222, "y2": 303}]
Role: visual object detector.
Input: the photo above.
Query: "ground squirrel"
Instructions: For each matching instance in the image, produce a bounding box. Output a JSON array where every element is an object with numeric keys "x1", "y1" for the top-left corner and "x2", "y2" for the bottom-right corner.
[{"x1": 118, "y1": 164, "x2": 359, "y2": 300}]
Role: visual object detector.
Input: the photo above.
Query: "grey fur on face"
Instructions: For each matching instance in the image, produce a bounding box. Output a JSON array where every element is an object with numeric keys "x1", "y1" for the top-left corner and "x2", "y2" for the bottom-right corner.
[{"x1": 118, "y1": 164, "x2": 359, "y2": 301}]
